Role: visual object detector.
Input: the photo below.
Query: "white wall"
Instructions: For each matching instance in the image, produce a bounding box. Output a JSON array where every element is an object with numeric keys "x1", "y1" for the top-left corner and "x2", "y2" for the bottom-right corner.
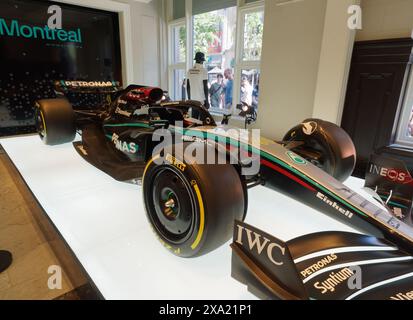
[
  {"x1": 357, "y1": 0, "x2": 413, "y2": 41},
  {"x1": 254, "y1": 0, "x2": 327, "y2": 139}
]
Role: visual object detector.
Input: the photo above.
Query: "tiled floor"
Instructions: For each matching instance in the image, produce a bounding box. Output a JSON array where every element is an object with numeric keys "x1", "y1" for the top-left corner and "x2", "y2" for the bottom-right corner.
[{"x1": 0, "y1": 148, "x2": 91, "y2": 299}]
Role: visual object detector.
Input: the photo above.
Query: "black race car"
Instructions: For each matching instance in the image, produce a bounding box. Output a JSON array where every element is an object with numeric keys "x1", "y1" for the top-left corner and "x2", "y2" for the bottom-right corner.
[{"x1": 34, "y1": 81, "x2": 413, "y2": 260}]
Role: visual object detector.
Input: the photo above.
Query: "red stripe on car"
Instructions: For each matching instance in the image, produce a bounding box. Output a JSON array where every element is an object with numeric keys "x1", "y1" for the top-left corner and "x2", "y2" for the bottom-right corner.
[{"x1": 261, "y1": 159, "x2": 316, "y2": 192}]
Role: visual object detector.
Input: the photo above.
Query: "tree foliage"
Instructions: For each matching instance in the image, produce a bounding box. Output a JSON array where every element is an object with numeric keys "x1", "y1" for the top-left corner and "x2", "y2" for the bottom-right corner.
[
  {"x1": 178, "y1": 26, "x2": 186, "y2": 62},
  {"x1": 243, "y1": 12, "x2": 264, "y2": 61},
  {"x1": 193, "y1": 12, "x2": 224, "y2": 57},
  {"x1": 177, "y1": 10, "x2": 264, "y2": 62}
]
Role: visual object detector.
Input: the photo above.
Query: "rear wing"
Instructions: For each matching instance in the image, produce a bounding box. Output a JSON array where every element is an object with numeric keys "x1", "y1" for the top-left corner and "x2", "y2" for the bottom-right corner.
[
  {"x1": 231, "y1": 221, "x2": 413, "y2": 300},
  {"x1": 53, "y1": 80, "x2": 122, "y2": 109},
  {"x1": 55, "y1": 80, "x2": 121, "y2": 94}
]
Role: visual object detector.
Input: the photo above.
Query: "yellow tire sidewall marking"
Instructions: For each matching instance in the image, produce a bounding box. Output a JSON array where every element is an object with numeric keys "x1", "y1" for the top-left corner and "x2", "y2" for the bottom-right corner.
[
  {"x1": 39, "y1": 110, "x2": 47, "y2": 135},
  {"x1": 191, "y1": 183, "x2": 205, "y2": 250},
  {"x1": 144, "y1": 154, "x2": 205, "y2": 252},
  {"x1": 142, "y1": 155, "x2": 160, "y2": 184}
]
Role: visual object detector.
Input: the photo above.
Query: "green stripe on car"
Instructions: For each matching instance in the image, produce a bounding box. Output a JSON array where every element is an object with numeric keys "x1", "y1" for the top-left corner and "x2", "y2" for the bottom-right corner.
[
  {"x1": 103, "y1": 123, "x2": 153, "y2": 129},
  {"x1": 174, "y1": 128, "x2": 368, "y2": 218}
]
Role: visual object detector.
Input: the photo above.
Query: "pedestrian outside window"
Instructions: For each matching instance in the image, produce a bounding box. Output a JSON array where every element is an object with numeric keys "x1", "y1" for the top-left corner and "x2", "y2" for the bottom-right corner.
[
  {"x1": 236, "y1": 7, "x2": 264, "y2": 118},
  {"x1": 168, "y1": 1, "x2": 265, "y2": 116},
  {"x1": 238, "y1": 69, "x2": 260, "y2": 116},
  {"x1": 193, "y1": 6, "x2": 237, "y2": 112}
]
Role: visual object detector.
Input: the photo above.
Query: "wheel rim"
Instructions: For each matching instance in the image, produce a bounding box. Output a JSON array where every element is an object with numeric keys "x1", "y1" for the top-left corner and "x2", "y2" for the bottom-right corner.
[
  {"x1": 304, "y1": 137, "x2": 333, "y2": 173},
  {"x1": 287, "y1": 134, "x2": 333, "y2": 174},
  {"x1": 149, "y1": 167, "x2": 196, "y2": 243}
]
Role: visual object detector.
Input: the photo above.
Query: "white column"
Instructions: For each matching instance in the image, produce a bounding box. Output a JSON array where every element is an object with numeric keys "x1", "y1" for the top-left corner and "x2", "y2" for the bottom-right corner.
[
  {"x1": 254, "y1": 0, "x2": 327, "y2": 139},
  {"x1": 312, "y1": 0, "x2": 360, "y2": 124}
]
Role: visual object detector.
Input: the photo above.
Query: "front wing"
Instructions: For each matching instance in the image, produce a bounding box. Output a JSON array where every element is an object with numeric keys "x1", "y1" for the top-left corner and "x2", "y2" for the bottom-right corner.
[{"x1": 231, "y1": 221, "x2": 413, "y2": 300}]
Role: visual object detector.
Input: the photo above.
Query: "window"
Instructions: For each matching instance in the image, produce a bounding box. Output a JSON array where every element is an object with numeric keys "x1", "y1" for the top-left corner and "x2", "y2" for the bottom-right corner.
[
  {"x1": 242, "y1": 11, "x2": 264, "y2": 61},
  {"x1": 234, "y1": 6, "x2": 264, "y2": 117},
  {"x1": 167, "y1": 0, "x2": 265, "y2": 116},
  {"x1": 193, "y1": 6, "x2": 237, "y2": 112},
  {"x1": 168, "y1": 21, "x2": 186, "y2": 100},
  {"x1": 239, "y1": 68, "x2": 260, "y2": 108},
  {"x1": 172, "y1": 24, "x2": 186, "y2": 64},
  {"x1": 171, "y1": 69, "x2": 186, "y2": 101},
  {"x1": 395, "y1": 66, "x2": 413, "y2": 148}
]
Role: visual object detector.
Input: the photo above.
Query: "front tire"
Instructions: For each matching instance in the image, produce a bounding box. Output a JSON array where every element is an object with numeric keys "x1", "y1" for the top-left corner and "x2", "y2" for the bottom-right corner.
[
  {"x1": 283, "y1": 119, "x2": 356, "y2": 182},
  {"x1": 35, "y1": 99, "x2": 76, "y2": 145},
  {"x1": 143, "y1": 146, "x2": 246, "y2": 258}
]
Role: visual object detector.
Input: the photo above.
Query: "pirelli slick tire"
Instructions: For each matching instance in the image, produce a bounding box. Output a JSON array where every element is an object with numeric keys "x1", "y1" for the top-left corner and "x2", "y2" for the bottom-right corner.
[
  {"x1": 283, "y1": 119, "x2": 356, "y2": 182},
  {"x1": 142, "y1": 145, "x2": 246, "y2": 258},
  {"x1": 35, "y1": 99, "x2": 76, "y2": 145}
]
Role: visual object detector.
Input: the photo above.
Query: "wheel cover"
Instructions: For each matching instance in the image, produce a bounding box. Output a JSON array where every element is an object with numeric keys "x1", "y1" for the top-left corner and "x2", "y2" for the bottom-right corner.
[
  {"x1": 149, "y1": 167, "x2": 196, "y2": 243},
  {"x1": 301, "y1": 137, "x2": 332, "y2": 171},
  {"x1": 286, "y1": 132, "x2": 334, "y2": 176}
]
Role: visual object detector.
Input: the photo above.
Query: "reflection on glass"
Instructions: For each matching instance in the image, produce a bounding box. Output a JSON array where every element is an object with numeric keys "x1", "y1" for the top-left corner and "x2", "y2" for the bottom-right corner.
[
  {"x1": 172, "y1": 69, "x2": 185, "y2": 101},
  {"x1": 193, "y1": 7, "x2": 237, "y2": 112},
  {"x1": 238, "y1": 69, "x2": 260, "y2": 117},
  {"x1": 408, "y1": 109, "x2": 413, "y2": 137},
  {"x1": 172, "y1": 25, "x2": 186, "y2": 64},
  {"x1": 243, "y1": 11, "x2": 264, "y2": 61}
]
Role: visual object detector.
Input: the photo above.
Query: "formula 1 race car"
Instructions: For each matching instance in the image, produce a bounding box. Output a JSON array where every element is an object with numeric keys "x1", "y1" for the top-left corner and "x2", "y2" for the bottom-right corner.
[{"x1": 34, "y1": 81, "x2": 413, "y2": 261}]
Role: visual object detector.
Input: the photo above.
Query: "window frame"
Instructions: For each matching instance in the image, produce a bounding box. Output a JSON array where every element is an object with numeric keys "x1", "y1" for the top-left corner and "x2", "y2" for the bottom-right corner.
[
  {"x1": 233, "y1": 4, "x2": 264, "y2": 113},
  {"x1": 237, "y1": 5, "x2": 265, "y2": 63},
  {"x1": 192, "y1": 6, "x2": 238, "y2": 114},
  {"x1": 394, "y1": 65, "x2": 413, "y2": 149},
  {"x1": 168, "y1": 19, "x2": 187, "y2": 100}
]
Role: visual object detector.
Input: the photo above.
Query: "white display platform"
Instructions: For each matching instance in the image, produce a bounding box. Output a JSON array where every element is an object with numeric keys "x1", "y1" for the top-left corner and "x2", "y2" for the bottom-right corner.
[{"x1": 0, "y1": 135, "x2": 368, "y2": 300}]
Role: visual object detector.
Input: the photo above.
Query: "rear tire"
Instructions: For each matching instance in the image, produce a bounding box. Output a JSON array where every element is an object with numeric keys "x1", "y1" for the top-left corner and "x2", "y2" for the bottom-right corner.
[
  {"x1": 283, "y1": 119, "x2": 356, "y2": 182},
  {"x1": 143, "y1": 144, "x2": 246, "y2": 258},
  {"x1": 35, "y1": 99, "x2": 76, "y2": 145}
]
